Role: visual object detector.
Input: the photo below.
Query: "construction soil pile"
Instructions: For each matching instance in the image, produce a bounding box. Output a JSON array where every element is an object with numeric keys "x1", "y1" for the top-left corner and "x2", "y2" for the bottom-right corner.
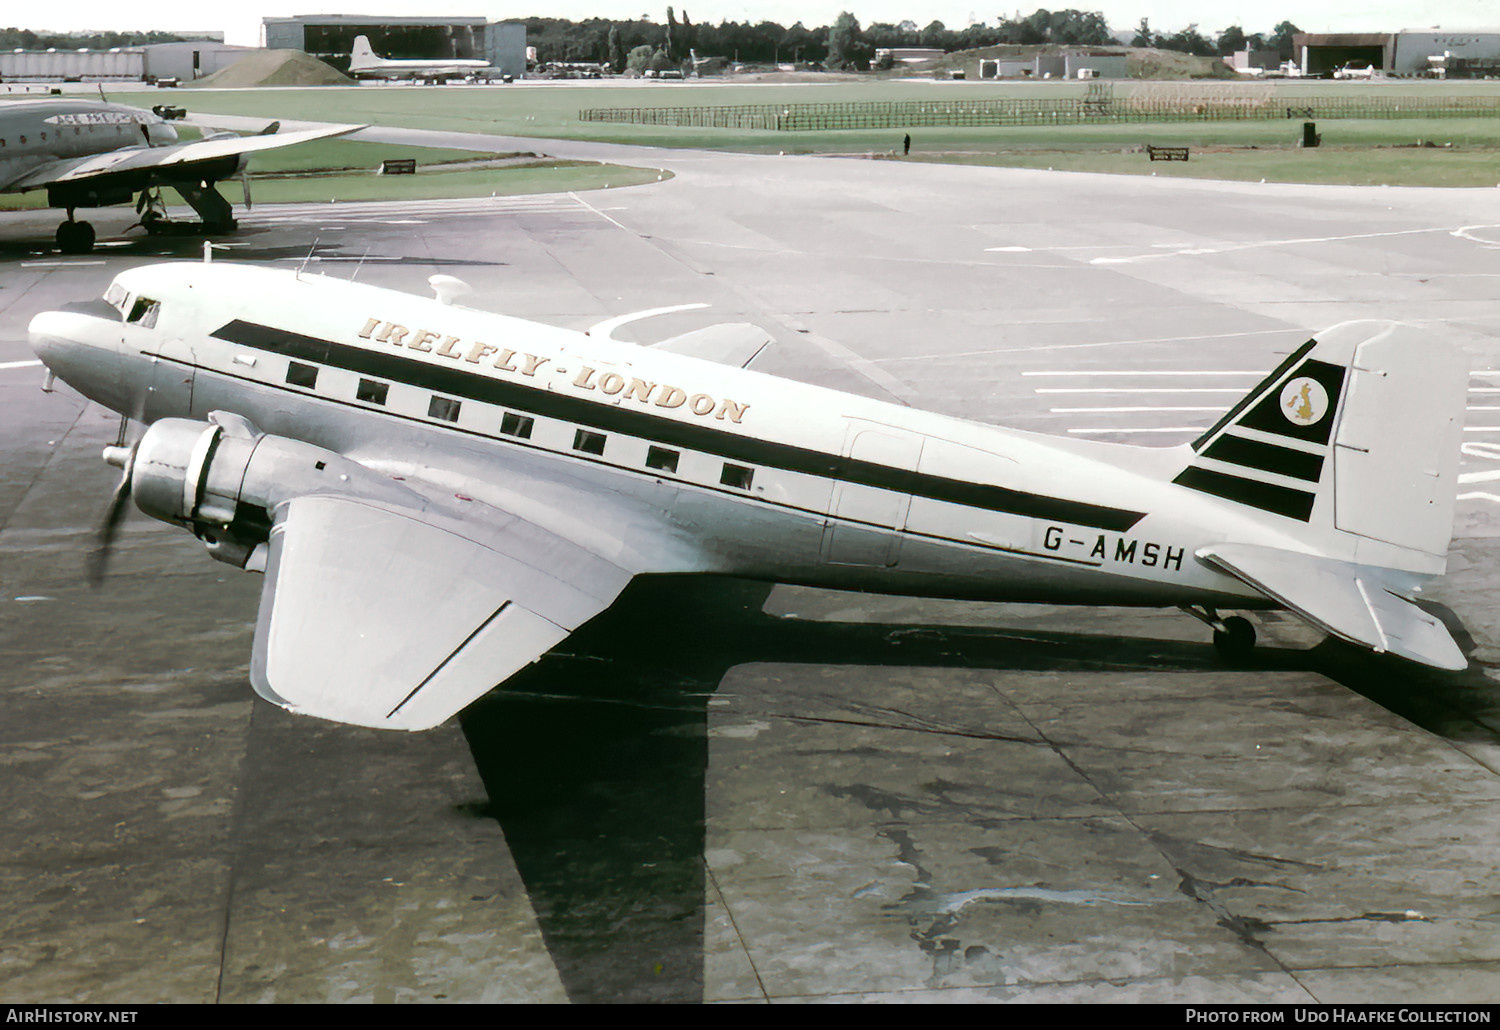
[{"x1": 188, "y1": 50, "x2": 353, "y2": 88}]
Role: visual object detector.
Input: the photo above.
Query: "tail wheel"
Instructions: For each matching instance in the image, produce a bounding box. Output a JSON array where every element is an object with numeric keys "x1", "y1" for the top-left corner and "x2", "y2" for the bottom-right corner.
[{"x1": 1213, "y1": 616, "x2": 1256, "y2": 661}]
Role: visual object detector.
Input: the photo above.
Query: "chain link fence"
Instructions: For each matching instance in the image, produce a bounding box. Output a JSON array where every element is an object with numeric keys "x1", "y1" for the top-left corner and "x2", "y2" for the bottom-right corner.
[{"x1": 579, "y1": 94, "x2": 1500, "y2": 131}]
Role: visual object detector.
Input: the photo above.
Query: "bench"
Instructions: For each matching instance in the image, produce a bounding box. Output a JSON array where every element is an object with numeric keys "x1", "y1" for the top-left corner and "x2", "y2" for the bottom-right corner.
[
  {"x1": 1146, "y1": 146, "x2": 1189, "y2": 162},
  {"x1": 378, "y1": 159, "x2": 418, "y2": 175}
]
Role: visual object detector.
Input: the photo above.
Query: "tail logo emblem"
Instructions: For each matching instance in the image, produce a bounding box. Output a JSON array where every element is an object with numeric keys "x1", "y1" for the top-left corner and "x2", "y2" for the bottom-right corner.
[{"x1": 1280, "y1": 377, "x2": 1329, "y2": 426}]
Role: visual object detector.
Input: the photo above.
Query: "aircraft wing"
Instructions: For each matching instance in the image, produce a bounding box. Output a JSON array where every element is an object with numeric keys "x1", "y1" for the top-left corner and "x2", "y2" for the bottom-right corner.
[
  {"x1": 651, "y1": 323, "x2": 774, "y2": 368},
  {"x1": 3, "y1": 123, "x2": 364, "y2": 192},
  {"x1": 1197, "y1": 542, "x2": 1466, "y2": 671},
  {"x1": 250, "y1": 492, "x2": 632, "y2": 731}
]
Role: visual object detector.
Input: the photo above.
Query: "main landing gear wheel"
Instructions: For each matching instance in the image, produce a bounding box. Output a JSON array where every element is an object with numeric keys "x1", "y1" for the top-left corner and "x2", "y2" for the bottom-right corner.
[
  {"x1": 1212, "y1": 616, "x2": 1257, "y2": 661},
  {"x1": 56, "y1": 219, "x2": 96, "y2": 255},
  {"x1": 1182, "y1": 606, "x2": 1258, "y2": 662}
]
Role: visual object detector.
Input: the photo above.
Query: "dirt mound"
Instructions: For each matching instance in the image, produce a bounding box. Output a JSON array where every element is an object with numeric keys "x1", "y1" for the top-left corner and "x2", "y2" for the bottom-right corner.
[{"x1": 188, "y1": 50, "x2": 352, "y2": 88}]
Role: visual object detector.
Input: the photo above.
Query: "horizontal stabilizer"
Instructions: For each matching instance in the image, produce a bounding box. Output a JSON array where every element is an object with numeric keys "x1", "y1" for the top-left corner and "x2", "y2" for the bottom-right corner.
[
  {"x1": 1198, "y1": 542, "x2": 1466, "y2": 671},
  {"x1": 651, "y1": 323, "x2": 773, "y2": 368}
]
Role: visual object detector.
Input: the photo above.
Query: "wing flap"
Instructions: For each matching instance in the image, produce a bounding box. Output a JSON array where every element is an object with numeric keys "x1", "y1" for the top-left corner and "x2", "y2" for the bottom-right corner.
[
  {"x1": 251, "y1": 494, "x2": 627, "y2": 731},
  {"x1": 1198, "y1": 542, "x2": 1465, "y2": 670}
]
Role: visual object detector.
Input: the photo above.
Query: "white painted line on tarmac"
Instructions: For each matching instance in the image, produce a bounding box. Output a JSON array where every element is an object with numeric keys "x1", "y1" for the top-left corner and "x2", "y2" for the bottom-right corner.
[
  {"x1": 1049, "y1": 406, "x2": 1223, "y2": 413},
  {"x1": 1092, "y1": 225, "x2": 1452, "y2": 265},
  {"x1": 1066, "y1": 426, "x2": 1202, "y2": 435},
  {"x1": 588, "y1": 303, "x2": 708, "y2": 340},
  {"x1": 0, "y1": 360, "x2": 41, "y2": 370},
  {"x1": 1035, "y1": 387, "x2": 1244, "y2": 394},
  {"x1": 1023, "y1": 370, "x2": 1267, "y2": 377}
]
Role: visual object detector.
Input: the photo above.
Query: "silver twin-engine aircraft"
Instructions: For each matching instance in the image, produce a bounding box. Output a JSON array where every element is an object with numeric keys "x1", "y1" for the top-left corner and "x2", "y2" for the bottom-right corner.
[
  {"x1": 0, "y1": 98, "x2": 357, "y2": 252},
  {"x1": 28, "y1": 261, "x2": 1471, "y2": 730}
]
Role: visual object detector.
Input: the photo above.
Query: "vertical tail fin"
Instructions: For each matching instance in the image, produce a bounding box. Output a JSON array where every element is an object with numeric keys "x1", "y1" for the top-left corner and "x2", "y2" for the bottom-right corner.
[
  {"x1": 350, "y1": 36, "x2": 377, "y2": 65},
  {"x1": 1175, "y1": 321, "x2": 1468, "y2": 568}
]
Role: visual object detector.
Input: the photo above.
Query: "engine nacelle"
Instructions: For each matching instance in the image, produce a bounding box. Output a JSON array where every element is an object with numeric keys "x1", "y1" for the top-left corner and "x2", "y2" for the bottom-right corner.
[{"x1": 120, "y1": 414, "x2": 423, "y2": 569}]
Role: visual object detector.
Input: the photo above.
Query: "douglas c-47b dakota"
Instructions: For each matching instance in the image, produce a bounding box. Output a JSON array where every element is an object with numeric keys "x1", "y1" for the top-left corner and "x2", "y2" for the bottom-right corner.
[{"x1": 28, "y1": 260, "x2": 1471, "y2": 730}]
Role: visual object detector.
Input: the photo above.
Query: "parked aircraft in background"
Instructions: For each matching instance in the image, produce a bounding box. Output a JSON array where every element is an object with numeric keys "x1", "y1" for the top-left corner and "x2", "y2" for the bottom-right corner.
[
  {"x1": 348, "y1": 35, "x2": 492, "y2": 81},
  {"x1": 0, "y1": 98, "x2": 359, "y2": 252},
  {"x1": 28, "y1": 260, "x2": 1471, "y2": 731}
]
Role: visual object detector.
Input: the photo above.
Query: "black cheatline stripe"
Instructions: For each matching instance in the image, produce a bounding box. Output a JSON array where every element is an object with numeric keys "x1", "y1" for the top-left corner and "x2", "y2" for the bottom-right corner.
[
  {"x1": 1173, "y1": 466, "x2": 1316, "y2": 522},
  {"x1": 1192, "y1": 339, "x2": 1316, "y2": 452},
  {"x1": 1199, "y1": 434, "x2": 1324, "y2": 483},
  {"x1": 212, "y1": 319, "x2": 1147, "y2": 533}
]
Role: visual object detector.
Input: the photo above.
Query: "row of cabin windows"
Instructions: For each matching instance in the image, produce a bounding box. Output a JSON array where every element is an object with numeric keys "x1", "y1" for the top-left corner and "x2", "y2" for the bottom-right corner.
[
  {"x1": 2, "y1": 125, "x2": 122, "y2": 147},
  {"x1": 282, "y1": 361, "x2": 755, "y2": 490}
]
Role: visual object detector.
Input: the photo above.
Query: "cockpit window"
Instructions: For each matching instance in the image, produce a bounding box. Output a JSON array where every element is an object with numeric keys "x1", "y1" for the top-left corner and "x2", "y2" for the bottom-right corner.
[
  {"x1": 103, "y1": 283, "x2": 127, "y2": 316},
  {"x1": 126, "y1": 296, "x2": 159, "y2": 328}
]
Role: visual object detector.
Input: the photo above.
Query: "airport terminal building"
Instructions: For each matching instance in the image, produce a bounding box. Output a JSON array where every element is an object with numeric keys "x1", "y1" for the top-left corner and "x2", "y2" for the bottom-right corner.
[{"x1": 262, "y1": 14, "x2": 526, "y2": 77}]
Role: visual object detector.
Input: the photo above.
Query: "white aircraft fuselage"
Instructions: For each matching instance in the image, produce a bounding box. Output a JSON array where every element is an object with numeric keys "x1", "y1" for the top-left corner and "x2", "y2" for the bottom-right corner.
[
  {"x1": 348, "y1": 36, "x2": 490, "y2": 80},
  {"x1": 27, "y1": 261, "x2": 1470, "y2": 729},
  {"x1": 35, "y1": 262, "x2": 1320, "y2": 603}
]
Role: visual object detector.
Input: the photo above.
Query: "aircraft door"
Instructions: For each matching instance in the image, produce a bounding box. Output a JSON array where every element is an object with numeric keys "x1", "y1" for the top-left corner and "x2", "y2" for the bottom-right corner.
[
  {"x1": 821, "y1": 422, "x2": 924, "y2": 567},
  {"x1": 142, "y1": 334, "x2": 197, "y2": 421}
]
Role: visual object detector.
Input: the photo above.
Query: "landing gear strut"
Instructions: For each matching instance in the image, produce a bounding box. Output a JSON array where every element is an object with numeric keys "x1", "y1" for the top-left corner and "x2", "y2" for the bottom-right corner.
[
  {"x1": 1182, "y1": 606, "x2": 1257, "y2": 661},
  {"x1": 136, "y1": 183, "x2": 237, "y2": 237},
  {"x1": 56, "y1": 210, "x2": 96, "y2": 254}
]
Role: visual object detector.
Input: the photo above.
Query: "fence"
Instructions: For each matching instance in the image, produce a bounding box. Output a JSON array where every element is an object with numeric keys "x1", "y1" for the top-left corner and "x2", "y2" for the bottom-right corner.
[{"x1": 579, "y1": 94, "x2": 1500, "y2": 131}]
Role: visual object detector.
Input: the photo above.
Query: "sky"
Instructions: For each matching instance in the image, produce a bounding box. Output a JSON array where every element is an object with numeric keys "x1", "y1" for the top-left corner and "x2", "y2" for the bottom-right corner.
[{"x1": 16, "y1": 1, "x2": 1500, "y2": 47}]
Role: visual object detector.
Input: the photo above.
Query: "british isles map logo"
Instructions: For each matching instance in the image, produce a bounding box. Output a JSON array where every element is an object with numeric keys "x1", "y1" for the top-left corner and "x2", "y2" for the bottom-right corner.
[{"x1": 1280, "y1": 377, "x2": 1329, "y2": 426}]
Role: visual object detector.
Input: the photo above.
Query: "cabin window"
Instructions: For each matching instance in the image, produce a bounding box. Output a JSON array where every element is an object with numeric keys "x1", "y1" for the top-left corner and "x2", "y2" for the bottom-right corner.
[
  {"x1": 103, "y1": 282, "x2": 127, "y2": 315},
  {"x1": 356, "y1": 379, "x2": 389, "y2": 405},
  {"x1": 285, "y1": 362, "x2": 319, "y2": 389},
  {"x1": 646, "y1": 446, "x2": 679, "y2": 473},
  {"x1": 500, "y1": 412, "x2": 534, "y2": 439},
  {"x1": 573, "y1": 429, "x2": 606, "y2": 456},
  {"x1": 126, "y1": 296, "x2": 159, "y2": 327},
  {"x1": 721, "y1": 463, "x2": 754, "y2": 490},
  {"x1": 429, "y1": 396, "x2": 461, "y2": 422}
]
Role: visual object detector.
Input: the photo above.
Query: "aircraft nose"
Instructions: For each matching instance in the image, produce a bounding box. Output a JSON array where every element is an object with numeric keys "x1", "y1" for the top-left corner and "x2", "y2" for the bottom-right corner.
[
  {"x1": 28, "y1": 308, "x2": 134, "y2": 415},
  {"x1": 28, "y1": 309, "x2": 82, "y2": 372}
]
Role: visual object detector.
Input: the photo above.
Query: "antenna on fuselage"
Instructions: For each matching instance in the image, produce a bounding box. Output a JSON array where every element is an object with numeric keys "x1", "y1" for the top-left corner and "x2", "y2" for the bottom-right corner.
[
  {"x1": 349, "y1": 246, "x2": 371, "y2": 282},
  {"x1": 295, "y1": 238, "x2": 320, "y2": 280}
]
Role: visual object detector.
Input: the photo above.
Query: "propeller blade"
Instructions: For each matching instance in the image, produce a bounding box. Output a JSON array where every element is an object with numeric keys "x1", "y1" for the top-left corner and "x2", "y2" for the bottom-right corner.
[
  {"x1": 240, "y1": 172, "x2": 252, "y2": 211},
  {"x1": 89, "y1": 442, "x2": 137, "y2": 586}
]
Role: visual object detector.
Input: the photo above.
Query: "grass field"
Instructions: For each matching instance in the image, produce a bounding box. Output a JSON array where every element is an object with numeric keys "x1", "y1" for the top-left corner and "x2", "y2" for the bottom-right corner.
[
  {"x1": 64, "y1": 78, "x2": 1500, "y2": 189},
  {"x1": 0, "y1": 131, "x2": 667, "y2": 210}
]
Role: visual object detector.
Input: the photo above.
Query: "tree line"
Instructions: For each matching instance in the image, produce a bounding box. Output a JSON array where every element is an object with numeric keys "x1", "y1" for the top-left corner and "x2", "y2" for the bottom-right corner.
[
  {"x1": 0, "y1": 27, "x2": 210, "y2": 49},
  {"x1": 526, "y1": 9, "x2": 1304, "y2": 70}
]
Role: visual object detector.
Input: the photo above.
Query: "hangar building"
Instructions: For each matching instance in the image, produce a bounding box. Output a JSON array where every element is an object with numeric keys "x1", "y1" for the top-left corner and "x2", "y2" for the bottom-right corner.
[
  {"x1": 262, "y1": 14, "x2": 526, "y2": 76},
  {"x1": 1293, "y1": 28, "x2": 1500, "y2": 76}
]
